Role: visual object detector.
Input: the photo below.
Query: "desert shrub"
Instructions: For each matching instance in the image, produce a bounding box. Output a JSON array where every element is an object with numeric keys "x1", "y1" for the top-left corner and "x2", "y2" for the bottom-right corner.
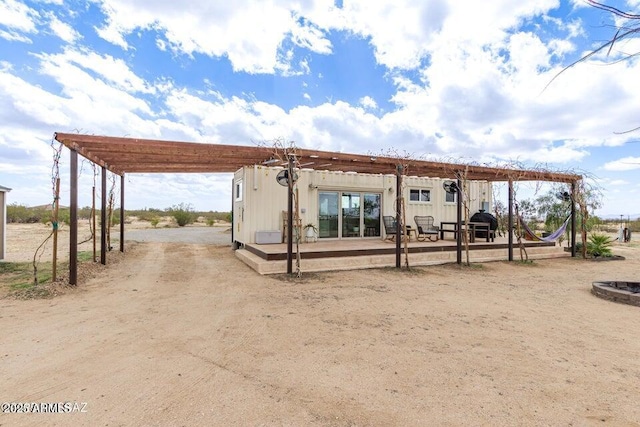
[
  {"x1": 150, "y1": 217, "x2": 160, "y2": 228},
  {"x1": 58, "y1": 208, "x2": 70, "y2": 225},
  {"x1": 77, "y1": 206, "x2": 94, "y2": 220},
  {"x1": 7, "y1": 203, "x2": 51, "y2": 223},
  {"x1": 168, "y1": 203, "x2": 195, "y2": 227},
  {"x1": 202, "y1": 211, "x2": 231, "y2": 222},
  {"x1": 206, "y1": 218, "x2": 215, "y2": 227},
  {"x1": 130, "y1": 208, "x2": 163, "y2": 222}
]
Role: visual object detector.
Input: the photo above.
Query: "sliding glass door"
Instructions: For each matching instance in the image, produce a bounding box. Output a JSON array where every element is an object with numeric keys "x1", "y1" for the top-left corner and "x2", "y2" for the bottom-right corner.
[
  {"x1": 363, "y1": 193, "x2": 381, "y2": 237},
  {"x1": 318, "y1": 192, "x2": 339, "y2": 238},
  {"x1": 342, "y1": 193, "x2": 361, "y2": 238},
  {"x1": 318, "y1": 191, "x2": 380, "y2": 239}
]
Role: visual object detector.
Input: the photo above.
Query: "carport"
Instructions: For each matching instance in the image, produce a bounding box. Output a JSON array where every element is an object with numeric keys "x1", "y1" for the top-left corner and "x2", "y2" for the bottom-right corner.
[{"x1": 53, "y1": 133, "x2": 581, "y2": 284}]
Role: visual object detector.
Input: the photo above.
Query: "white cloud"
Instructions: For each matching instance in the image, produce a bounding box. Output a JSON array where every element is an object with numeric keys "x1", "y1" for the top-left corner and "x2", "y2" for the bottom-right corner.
[
  {"x1": 4, "y1": 0, "x2": 640, "y2": 213},
  {"x1": 608, "y1": 179, "x2": 629, "y2": 185},
  {"x1": 0, "y1": 28, "x2": 32, "y2": 42},
  {"x1": 359, "y1": 96, "x2": 377, "y2": 110},
  {"x1": 48, "y1": 13, "x2": 80, "y2": 43},
  {"x1": 603, "y1": 157, "x2": 640, "y2": 171},
  {"x1": 289, "y1": 18, "x2": 332, "y2": 54},
  {"x1": 38, "y1": 47, "x2": 155, "y2": 94},
  {"x1": 94, "y1": 0, "x2": 333, "y2": 74},
  {"x1": 0, "y1": 0, "x2": 39, "y2": 33}
]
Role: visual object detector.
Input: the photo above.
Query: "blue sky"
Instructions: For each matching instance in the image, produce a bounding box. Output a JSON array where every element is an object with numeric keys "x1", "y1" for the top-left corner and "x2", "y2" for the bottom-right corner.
[{"x1": 1, "y1": 0, "x2": 639, "y2": 217}]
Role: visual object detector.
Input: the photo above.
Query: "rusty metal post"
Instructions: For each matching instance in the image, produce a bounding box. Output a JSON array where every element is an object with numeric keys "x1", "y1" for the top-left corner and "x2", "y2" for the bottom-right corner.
[
  {"x1": 52, "y1": 178, "x2": 60, "y2": 281},
  {"x1": 456, "y1": 177, "x2": 462, "y2": 265},
  {"x1": 101, "y1": 166, "x2": 107, "y2": 265},
  {"x1": 571, "y1": 180, "x2": 577, "y2": 257},
  {"x1": 395, "y1": 165, "x2": 403, "y2": 268},
  {"x1": 69, "y1": 150, "x2": 78, "y2": 286},
  {"x1": 120, "y1": 174, "x2": 125, "y2": 253},
  {"x1": 508, "y1": 180, "x2": 513, "y2": 261},
  {"x1": 92, "y1": 186, "x2": 96, "y2": 261},
  {"x1": 286, "y1": 155, "x2": 294, "y2": 275}
]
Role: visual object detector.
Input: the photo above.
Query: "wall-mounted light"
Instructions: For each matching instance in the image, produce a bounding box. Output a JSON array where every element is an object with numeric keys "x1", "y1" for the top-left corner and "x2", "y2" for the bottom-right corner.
[
  {"x1": 309, "y1": 184, "x2": 318, "y2": 190},
  {"x1": 388, "y1": 187, "x2": 393, "y2": 193}
]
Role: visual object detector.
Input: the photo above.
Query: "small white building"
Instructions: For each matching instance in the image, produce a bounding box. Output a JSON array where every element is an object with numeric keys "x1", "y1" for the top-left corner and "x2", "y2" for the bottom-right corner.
[
  {"x1": 0, "y1": 185, "x2": 11, "y2": 261},
  {"x1": 232, "y1": 166, "x2": 492, "y2": 246}
]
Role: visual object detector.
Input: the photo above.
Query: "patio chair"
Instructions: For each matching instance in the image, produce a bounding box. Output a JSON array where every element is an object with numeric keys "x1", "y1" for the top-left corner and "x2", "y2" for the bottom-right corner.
[
  {"x1": 383, "y1": 215, "x2": 402, "y2": 241},
  {"x1": 414, "y1": 215, "x2": 439, "y2": 242}
]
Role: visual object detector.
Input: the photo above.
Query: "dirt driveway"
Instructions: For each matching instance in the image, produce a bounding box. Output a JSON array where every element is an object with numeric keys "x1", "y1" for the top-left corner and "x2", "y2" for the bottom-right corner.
[{"x1": 1, "y1": 242, "x2": 640, "y2": 426}]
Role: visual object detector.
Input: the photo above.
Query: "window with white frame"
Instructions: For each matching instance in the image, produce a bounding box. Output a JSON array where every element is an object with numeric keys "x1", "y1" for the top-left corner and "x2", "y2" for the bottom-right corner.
[
  {"x1": 409, "y1": 188, "x2": 431, "y2": 202},
  {"x1": 235, "y1": 179, "x2": 243, "y2": 201}
]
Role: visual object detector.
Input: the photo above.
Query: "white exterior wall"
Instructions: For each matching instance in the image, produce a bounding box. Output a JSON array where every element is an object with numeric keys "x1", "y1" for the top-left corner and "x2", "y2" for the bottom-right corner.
[
  {"x1": 233, "y1": 166, "x2": 493, "y2": 245},
  {"x1": 402, "y1": 176, "x2": 492, "y2": 222},
  {"x1": 0, "y1": 190, "x2": 7, "y2": 260}
]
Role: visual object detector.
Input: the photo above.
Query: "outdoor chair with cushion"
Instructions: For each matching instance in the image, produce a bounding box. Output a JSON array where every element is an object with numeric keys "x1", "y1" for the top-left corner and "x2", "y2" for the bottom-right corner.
[{"x1": 414, "y1": 215, "x2": 439, "y2": 242}]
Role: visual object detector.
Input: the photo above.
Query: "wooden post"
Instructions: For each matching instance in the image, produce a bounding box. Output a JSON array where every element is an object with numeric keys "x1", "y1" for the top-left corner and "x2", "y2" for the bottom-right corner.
[
  {"x1": 286, "y1": 155, "x2": 294, "y2": 275},
  {"x1": 92, "y1": 186, "x2": 96, "y2": 262},
  {"x1": 571, "y1": 180, "x2": 577, "y2": 257},
  {"x1": 120, "y1": 174, "x2": 125, "y2": 252},
  {"x1": 101, "y1": 166, "x2": 107, "y2": 265},
  {"x1": 52, "y1": 178, "x2": 60, "y2": 281},
  {"x1": 107, "y1": 185, "x2": 114, "y2": 251},
  {"x1": 508, "y1": 180, "x2": 513, "y2": 262},
  {"x1": 69, "y1": 150, "x2": 78, "y2": 286},
  {"x1": 456, "y1": 177, "x2": 462, "y2": 265},
  {"x1": 395, "y1": 165, "x2": 402, "y2": 268}
]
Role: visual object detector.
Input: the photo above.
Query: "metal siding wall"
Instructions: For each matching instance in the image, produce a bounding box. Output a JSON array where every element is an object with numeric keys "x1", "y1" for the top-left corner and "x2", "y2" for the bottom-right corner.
[
  {"x1": 232, "y1": 169, "x2": 245, "y2": 243},
  {"x1": 240, "y1": 167, "x2": 494, "y2": 243},
  {"x1": 0, "y1": 192, "x2": 5, "y2": 260},
  {"x1": 403, "y1": 177, "x2": 492, "y2": 225}
]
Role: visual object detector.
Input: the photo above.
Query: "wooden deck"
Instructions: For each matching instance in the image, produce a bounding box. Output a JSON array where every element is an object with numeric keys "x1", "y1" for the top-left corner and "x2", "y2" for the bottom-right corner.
[{"x1": 236, "y1": 235, "x2": 569, "y2": 274}]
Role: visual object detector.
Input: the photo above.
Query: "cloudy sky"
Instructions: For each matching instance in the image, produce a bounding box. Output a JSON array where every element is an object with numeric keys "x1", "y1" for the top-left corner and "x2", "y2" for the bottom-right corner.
[{"x1": 1, "y1": 0, "x2": 639, "y2": 216}]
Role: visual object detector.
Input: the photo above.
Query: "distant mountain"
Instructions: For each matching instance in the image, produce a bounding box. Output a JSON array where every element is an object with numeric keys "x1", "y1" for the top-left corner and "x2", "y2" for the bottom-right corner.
[
  {"x1": 598, "y1": 214, "x2": 640, "y2": 221},
  {"x1": 29, "y1": 204, "x2": 68, "y2": 210}
]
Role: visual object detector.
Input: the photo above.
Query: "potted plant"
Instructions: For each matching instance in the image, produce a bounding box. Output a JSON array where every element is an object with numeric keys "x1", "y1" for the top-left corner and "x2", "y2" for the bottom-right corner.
[{"x1": 304, "y1": 223, "x2": 318, "y2": 241}]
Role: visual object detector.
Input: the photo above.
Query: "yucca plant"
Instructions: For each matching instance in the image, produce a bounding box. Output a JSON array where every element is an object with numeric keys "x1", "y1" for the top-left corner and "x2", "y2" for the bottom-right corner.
[{"x1": 587, "y1": 233, "x2": 613, "y2": 257}]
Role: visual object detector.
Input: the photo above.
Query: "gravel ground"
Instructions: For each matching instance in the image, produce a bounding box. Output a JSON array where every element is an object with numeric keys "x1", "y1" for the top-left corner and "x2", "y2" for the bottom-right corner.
[{"x1": 124, "y1": 225, "x2": 232, "y2": 245}]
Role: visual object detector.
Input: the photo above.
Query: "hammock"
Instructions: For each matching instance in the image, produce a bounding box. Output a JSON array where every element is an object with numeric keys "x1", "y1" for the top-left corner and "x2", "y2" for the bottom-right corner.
[{"x1": 518, "y1": 215, "x2": 571, "y2": 242}]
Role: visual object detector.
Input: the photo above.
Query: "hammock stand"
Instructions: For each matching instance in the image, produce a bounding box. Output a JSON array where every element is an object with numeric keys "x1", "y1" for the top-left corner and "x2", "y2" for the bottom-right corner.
[{"x1": 518, "y1": 215, "x2": 571, "y2": 243}]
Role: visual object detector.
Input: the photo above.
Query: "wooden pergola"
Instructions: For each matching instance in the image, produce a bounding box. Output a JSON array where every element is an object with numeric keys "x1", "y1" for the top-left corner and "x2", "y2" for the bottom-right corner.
[{"x1": 54, "y1": 133, "x2": 582, "y2": 283}]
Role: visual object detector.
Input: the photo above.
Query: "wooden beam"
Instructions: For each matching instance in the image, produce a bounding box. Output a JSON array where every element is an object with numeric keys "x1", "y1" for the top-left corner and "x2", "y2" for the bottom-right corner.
[{"x1": 54, "y1": 132, "x2": 582, "y2": 183}]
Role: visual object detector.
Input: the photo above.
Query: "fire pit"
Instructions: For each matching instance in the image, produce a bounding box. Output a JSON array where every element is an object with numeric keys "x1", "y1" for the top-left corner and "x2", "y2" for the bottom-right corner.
[{"x1": 592, "y1": 281, "x2": 640, "y2": 307}]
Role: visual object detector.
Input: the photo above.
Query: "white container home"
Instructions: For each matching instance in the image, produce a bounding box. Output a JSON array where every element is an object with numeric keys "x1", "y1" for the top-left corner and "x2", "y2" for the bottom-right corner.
[{"x1": 232, "y1": 166, "x2": 492, "y2": 246}]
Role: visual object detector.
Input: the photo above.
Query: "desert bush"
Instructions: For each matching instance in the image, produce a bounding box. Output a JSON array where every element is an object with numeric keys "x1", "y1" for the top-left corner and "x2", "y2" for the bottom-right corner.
[
  {"x1": 167, "y1": 203, "x2": 195, "y2": 227},
  {"x1": 150, "y1": 217, "x2": 160, "y2": 228},
  {"x1": 7, "y1": 203, "x2": 50, "y2": 223},
  {"x1": 128, "y1": 208, "x2": 163, "y2": 222},
  {"x1": 57, "y1": 209, "x2": 70, "y2": 226}
]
